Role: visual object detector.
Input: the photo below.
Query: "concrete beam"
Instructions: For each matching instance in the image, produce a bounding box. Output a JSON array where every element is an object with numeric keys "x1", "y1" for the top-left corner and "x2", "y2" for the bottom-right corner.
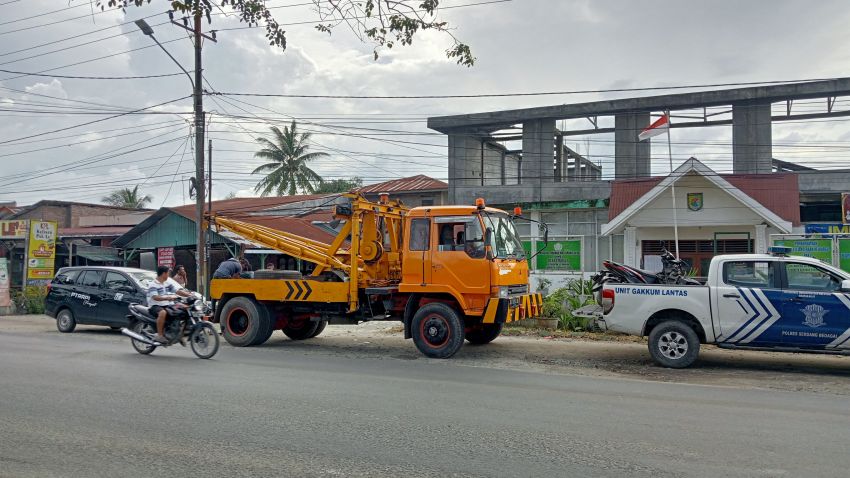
[
  {"x1": 614, "y1": 113, "x2": 651, "y2": 178},
  {"x1": 447, "y1": 133, "x2": 480, "y2": 203},
  {"x1": 428, "y1": 78, "x2": 850, "y2": 132},
  {"x1": 732, "y1": 102, "x2": 772, "y2": 174},
  {"x1": 452, "y1": 181, "x2": 611, "y2": 205}
]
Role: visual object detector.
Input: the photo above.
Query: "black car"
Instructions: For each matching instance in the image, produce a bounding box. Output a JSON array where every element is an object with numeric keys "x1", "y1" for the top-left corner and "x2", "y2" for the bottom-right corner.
[{"x1": 45, "y1": 266, "x2": 157, "y2": 333}]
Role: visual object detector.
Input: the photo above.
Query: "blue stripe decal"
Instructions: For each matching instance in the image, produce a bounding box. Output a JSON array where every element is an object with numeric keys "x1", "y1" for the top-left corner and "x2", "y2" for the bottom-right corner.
[
  {"x1": 735, "y1": 289, "x2": 774, "y2": 343},
  {"x1": 725, "y1": 287, "x2": 760, "y2": 342}
]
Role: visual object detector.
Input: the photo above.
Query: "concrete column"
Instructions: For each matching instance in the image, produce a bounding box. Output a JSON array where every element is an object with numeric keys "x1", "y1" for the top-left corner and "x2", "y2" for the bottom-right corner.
[
  {"x1": 614, "y1": 113, "x2": 651, "y2": 179},
  {"x1": 754, "y1": 224, "x2": 767, "y2": 253},
  {"x1": 522, "y1": 119, "x2": 556, "y2": 202},
  {"x1": 732, "y1": 102, "x2": 772, "y2": 174},
  {"x1": 447, "y1": 132, "x2": 480, "y2": 203},
  {"x1": 624, "y1": 226, "x2": 637, "y2": 267}
]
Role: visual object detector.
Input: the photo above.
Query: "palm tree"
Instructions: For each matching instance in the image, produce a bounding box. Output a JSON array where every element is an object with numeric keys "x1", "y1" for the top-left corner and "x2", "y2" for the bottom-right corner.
[
  {"x1": 252, "y1": 121, "x2": 328, "y2": 196},
  {"x1": 101, "y1": 185, "x2": 152, "y2": 209}
]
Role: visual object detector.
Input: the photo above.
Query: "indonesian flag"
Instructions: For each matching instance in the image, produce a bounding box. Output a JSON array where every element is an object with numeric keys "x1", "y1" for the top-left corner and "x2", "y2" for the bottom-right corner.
[{"x1": 637, "y1": 114, "x2": 669, "y2": 141}]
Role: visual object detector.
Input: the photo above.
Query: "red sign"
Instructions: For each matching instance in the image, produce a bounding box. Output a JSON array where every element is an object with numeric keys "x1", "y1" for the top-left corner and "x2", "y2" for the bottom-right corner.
[
  {"x1": 843, "y1": 193, "x2": 850, "y2": 225},
  {"x1": 157, "y1": 247, "x2": 175, "y2": 269}
]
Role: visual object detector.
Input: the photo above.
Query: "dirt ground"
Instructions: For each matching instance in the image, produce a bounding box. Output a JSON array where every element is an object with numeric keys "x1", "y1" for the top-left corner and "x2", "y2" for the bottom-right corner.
[{"x1": 5, "y1": 314, "x2": 850, "y2": 395}]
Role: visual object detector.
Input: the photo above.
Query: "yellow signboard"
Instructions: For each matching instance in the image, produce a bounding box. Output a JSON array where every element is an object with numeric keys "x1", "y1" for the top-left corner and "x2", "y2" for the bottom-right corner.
[{"x1": 27, "y1": 220, "x2": 57, "y2": 280}]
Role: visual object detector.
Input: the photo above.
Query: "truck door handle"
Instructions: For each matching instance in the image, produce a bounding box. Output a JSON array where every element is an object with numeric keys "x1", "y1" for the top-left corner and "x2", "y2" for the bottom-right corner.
[
  {"x1": 723, "y1": 293, "x2": 740, "y2": 299},
  {"x1": 432, "y1": 264, "x2": 443, "y2": 270}
]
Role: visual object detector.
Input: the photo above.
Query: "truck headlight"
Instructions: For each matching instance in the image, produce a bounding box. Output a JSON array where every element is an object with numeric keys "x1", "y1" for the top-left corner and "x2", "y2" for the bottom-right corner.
[{"x1": 498, "y1": 287, "x2": 510, "y2": 298}]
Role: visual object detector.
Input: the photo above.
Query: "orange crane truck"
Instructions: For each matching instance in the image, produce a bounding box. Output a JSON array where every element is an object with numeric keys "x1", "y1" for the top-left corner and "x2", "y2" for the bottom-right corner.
[{"x1": 208, "y1": 193, "x2": 544, "y2": 358}]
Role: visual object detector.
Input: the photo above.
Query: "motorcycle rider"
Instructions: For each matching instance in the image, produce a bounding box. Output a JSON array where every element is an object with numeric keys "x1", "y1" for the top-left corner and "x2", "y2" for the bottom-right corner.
[{"x1": 147, "y1": 265, "x2": 192, "y2": 344}]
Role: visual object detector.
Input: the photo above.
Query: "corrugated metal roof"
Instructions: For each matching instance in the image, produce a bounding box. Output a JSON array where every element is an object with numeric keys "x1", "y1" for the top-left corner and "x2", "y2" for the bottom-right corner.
[
  {"x1": 59, "y1": 226, "x2": 132, "y2": 238},
  {"x1": 608, "y1": 172, "x2": 801, "y2": 225},
  {"x1": 169, "y1": 194, "x2": 330, "y2": 220},
  {"x1": 357, "y1": 175, "x2": 447, "y2": 194}
]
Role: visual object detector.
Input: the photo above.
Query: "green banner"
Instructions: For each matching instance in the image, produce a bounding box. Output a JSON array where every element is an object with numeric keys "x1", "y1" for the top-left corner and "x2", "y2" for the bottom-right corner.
[
  {"x1": 536, "y1": 240, "x2": 582, "y2": 271},
  {"x1": 838, "y1": 239, "x2": 850, "y2": 272},
  {"x1": 773, "y1": 239, "x2": 832, "y2": 263}
]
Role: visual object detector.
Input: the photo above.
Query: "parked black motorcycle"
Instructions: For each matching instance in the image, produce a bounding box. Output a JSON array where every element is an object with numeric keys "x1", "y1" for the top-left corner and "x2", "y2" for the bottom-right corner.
[
  {"x1": 120, "y1": 292, "x2": 219, "y2": 359},
  {"x1": 591, "y1": 244, "x2": 700, "y2": 301}
]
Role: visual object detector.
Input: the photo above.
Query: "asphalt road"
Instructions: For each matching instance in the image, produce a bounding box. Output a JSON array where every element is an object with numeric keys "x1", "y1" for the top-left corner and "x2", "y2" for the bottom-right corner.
[{"x1": 2, "y1": 320, "x2": 850, "y2": 477}]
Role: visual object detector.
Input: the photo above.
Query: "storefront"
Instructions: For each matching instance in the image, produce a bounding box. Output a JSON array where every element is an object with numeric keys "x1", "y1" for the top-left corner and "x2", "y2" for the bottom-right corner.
[{"x1": 601, "y1": 159, "x2": 798, "y2": 278}]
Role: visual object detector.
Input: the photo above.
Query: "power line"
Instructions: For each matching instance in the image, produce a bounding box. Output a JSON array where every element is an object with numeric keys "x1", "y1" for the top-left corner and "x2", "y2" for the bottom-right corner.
[
  {"x1": 0, "y1": 2, "x2": 89, "y2": 28},
  {"x1": 0, "y1": 67, "x2": 186, "y2": 80},
  {"x1": 0, "y1": 95, "x2": 191, "y2": 146},
  {"x1": 207, "y1": 77, "x2": 848, "y2": 100}
]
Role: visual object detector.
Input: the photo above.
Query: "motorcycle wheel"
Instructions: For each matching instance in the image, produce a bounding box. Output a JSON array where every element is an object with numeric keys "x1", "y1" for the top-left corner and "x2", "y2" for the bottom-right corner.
[
  {"x1": 190, "y1": 322, "x2": 220, "y2": 359},
  {"x1": 131, "y1": 322, "x2": 157, "y2": 355}
]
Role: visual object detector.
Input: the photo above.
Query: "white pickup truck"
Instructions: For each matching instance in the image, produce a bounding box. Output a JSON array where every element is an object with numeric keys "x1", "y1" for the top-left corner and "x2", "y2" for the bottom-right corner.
[{"x1": 595, "y1": 249, "x2": 850, "y2": 368}]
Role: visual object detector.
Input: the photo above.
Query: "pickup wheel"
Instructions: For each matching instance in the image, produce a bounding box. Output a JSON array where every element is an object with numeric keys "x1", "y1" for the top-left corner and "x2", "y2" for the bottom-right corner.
[
  {"x1": 648, "y1": 320, "x2": 700, "y2": 368},
  {"x1": 465, "y1": 323, "x2": 503, "y2": 345},
  {"x1": 411, "y1": 303, "x2": 465, "y2": 359},
  {"x1": 221, "y1": 297, "x2": 270, "y2": 347}
]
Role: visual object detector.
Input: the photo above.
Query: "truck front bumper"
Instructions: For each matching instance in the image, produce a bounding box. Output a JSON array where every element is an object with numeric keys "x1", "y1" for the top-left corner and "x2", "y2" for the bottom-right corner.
[{"x1": 482, "y1": 293, "x2": 544, "y2": 324}]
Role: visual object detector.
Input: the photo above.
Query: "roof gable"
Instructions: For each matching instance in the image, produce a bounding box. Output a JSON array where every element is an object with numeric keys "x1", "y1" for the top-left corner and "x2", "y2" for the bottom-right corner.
[{"x1": 602, "y1": 158, "x2": 795, "y2": 235}]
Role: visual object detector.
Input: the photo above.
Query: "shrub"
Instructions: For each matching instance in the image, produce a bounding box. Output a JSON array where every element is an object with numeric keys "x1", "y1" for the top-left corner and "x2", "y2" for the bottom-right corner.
[
  {"x1": 11, "y1": 286, "x2": 47, "y2": 314},
  {"x1": 540, "y1": 279, "x2": 596, "y2": 331}
]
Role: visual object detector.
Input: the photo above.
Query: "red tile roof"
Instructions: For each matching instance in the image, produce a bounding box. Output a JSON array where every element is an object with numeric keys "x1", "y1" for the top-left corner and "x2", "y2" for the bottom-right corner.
[
  {"x1": 608, "y1": 173, "x2": 800, "y2": 226},
  {"x1": 169, "y1": 194, "x2": 330, "y2": 220},
  {"x1": 357, "y1": 175, "x2": 447, "y2": 194}
]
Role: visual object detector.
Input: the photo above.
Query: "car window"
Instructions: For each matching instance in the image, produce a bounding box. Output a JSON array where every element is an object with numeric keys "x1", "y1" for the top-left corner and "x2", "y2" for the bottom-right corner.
[
  {"x1": 76, "y1": 270, "x2": 103, "y2": 288},
  {"x1": 53, "y1": 269, "x2": 80, "y2": 285},
  {"x1": 103, "y1": 272, "x2": 131, "y2": 291},
  {"x1": 785, "y1": 262, "x2": 842, "y2": 292},
  {"x1": 723, "y1": 261, "x2": 777, "y2": 288}
]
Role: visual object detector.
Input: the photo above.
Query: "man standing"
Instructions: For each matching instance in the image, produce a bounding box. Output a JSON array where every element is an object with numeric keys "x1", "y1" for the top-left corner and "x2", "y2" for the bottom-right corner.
[{"x1": 147, "y1": 266, "x2": 191, "y2": 344}]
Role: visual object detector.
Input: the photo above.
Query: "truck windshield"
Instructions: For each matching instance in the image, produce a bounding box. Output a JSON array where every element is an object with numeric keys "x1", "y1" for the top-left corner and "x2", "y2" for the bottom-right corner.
[{"x1": 482, "y1": 213, "x2": 526, "y2": 260}]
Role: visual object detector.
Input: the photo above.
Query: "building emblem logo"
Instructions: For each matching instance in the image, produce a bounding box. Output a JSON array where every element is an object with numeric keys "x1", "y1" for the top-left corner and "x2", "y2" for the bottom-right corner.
[
  {"x1": 687, "y1": 193, "x2": 703, "y2": 211},
  {"x1": 801, "y1": 303, "x2": 828, "y2": 328}
]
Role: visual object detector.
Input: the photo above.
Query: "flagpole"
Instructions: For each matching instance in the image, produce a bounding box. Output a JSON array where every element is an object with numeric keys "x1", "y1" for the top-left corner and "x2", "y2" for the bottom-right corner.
[{"x1": 666, "y1": 109, "x2": 680, "y2": 260}]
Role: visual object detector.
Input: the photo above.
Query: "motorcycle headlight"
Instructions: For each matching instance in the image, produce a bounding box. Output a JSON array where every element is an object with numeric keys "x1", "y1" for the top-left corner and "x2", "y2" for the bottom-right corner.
[{"x1": 193, "y1": 301, "x2": 203, "y2": 311}]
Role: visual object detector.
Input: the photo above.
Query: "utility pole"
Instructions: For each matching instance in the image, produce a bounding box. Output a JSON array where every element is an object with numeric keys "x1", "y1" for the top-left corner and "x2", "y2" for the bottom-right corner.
[
  {"x1": 134, "y1": 14, "x2": 216, "y2": 295},
  {"x1": 192, "y1": 13, "x2": 206, "y2": 296}
]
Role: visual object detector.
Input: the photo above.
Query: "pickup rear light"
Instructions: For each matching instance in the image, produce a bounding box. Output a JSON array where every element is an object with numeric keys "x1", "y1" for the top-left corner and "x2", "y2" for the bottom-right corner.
[{"x1": 601, "y1": 288, "x2": 615, "y2": 315}]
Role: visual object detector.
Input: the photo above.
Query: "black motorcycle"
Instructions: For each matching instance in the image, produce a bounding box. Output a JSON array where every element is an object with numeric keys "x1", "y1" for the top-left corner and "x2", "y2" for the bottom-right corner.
[
  {"x1": 592, "y1": 245, "x2": 700, "y2": 301},
  {"x1": 120, "y1": 292, "x2": 219, "y2": 359}
]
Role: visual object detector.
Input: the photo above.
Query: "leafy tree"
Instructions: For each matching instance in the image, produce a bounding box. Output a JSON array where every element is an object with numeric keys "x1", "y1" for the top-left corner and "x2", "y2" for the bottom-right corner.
[
  {"x1": 252, "y1": 121, "x2": 328, "y2": 196},
  {"x1": 102, "y1": 185, "x2": 152, "y2": 208},
  {"x1": 97, "y1": 0, "x2": 474, "y2": 65},
  {"x1": 314, "y1": 177, "x2": 363, "y2": 194}
]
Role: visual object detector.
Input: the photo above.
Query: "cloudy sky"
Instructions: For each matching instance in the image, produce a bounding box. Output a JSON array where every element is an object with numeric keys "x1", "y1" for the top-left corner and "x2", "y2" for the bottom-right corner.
[{"x1": 1, "y1": 0, "x2": 849, "y2": 207}]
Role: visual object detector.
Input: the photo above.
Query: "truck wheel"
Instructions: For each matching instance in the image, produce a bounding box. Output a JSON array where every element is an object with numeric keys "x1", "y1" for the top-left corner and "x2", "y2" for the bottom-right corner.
[
  {"x1": 221, "y1": 297, "x2": 270, "y2": 347},
  {"x1": 282, "y1": 320, "x2": 320, "y2": 340},
  {"x1": 309, "y1": 320, "x2": 328, "y2": 338},
  {"x1": 648, "y1": 320, "x2": 700, "y2": 368},
  {"x1": 465, "y1": 323, "x2": 503, "y2": 345},
  {"x1": 411, "y1": 303, "x2": 465, "y2": 359},
  {"x1": 252, "y1": 315, "x2": 275, "y2": 346},
  {"x1": 56, "y1": 308, "x2": 76, "y2": 333}
]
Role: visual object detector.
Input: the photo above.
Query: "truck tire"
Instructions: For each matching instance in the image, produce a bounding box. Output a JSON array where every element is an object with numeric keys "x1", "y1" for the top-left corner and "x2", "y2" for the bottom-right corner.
[
  {"x1": 282, "y1": 320, "x2": 321, "y2": 340},
  {"x1": 411, "y1": 303, "x2": 465, "y2": 359},
  {"x1": 648, "y1": 320, "x2": 700, "y2": 368},
  {"x1": 253, "y1": 270, "x2": 303, "y2": 280},
  {"x1": 252, "y1": 315, "x2": 275, "y2": 346},
  {"x1": 309, "y1": 320, "x2": 328, "y2": 338},
  {"x1": 221, "y1": 297, "x2": 270, "y2": 347},
  {"x1": 465, "y1": 323, "x2": 503, "y2": 345}
]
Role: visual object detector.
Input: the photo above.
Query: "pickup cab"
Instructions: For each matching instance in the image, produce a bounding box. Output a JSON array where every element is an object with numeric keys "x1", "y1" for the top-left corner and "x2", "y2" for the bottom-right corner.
[{"x1": 595, "y1": 249, "x2": 850, "y2": 368}]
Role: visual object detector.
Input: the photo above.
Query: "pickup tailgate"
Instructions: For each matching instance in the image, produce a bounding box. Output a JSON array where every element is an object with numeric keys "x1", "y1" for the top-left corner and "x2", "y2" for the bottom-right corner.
[{"x1": 600, "y1": 283, "x2": 712, "y2": 337}]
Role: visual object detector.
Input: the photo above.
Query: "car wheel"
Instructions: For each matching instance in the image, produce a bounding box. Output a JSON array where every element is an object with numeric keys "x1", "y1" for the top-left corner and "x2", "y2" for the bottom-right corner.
[
  {"x1": 56, "y1": 309, "x2": 76, "y2": 333},
  {"x1": 648, "y1": 320, "x2": 700, "y2": 368}
]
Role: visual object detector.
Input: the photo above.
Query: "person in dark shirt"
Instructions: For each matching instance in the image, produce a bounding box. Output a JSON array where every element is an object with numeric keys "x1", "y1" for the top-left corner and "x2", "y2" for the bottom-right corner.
[{"x1": 212, "y1": 258, "x2": 242, "y2": 279}]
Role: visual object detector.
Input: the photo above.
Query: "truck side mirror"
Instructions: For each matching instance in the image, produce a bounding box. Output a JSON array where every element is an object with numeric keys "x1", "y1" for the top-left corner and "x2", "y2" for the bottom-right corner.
[{"x1": 841, "y1": 279, "x2": 850, "y2": 292}]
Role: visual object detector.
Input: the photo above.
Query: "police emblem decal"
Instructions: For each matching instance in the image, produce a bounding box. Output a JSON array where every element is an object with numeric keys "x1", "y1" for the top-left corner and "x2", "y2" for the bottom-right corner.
[{"x1": 801, "y1": 303, "x2": 828, "y2": 328}]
